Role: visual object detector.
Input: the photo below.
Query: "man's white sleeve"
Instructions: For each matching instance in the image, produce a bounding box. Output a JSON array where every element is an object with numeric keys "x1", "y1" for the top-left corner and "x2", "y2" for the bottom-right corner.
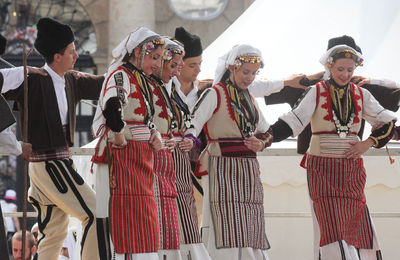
[
  {"x1": 279, "y1": 87, "x2": 317, "y2": 137},
  {"x1": 370, "y1": 78, "x2": 400, "y2": 89},
  {"x1": 1, "y1": 67, "x2": 25, "y2": 93},
  {"x1": 0, "y1": 126, "x2": 22, "y2": 156},
  {"x1": 248, "y1": 79, "x2": 284, "y2": 97}
]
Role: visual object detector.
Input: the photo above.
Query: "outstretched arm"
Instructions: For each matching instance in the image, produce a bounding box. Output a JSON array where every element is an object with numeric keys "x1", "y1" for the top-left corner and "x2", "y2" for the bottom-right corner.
[{"x1": 249, "y1": 74, "x2": 307, "y2": 98}]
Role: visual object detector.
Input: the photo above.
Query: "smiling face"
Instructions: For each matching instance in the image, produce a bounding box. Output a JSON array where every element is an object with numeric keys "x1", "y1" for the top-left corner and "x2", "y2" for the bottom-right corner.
[
  {"x1": 161, "y1": 53, "x2": 184, "y2": 83},
  {"x1": 141, "y1": 45, "x2": 163, "y2": 76},
  {"x1": 329, "y1": 58, "x2": 356, "y2": 86},
  {"x1": 229, "y1": 62, "x2": 260, "y2": 90}
]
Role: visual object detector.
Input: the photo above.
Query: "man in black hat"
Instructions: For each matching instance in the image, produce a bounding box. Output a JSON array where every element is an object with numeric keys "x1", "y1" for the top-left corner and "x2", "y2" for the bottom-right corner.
[
  {"x1": 173, "y1": 27, "x2": 203, "y2": 111},
  {"x1": 1, "y1": 17, "x2": 103, "y2": 260}
]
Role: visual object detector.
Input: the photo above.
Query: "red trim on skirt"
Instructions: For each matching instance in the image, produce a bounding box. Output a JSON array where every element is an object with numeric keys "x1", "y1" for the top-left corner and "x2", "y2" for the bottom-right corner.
[
  {"x1": 306, "y1": 154, "x2": 374, "y2": 249},
  {"x1": 108, "y1": 140, "x2": 159, "y2": 253}
]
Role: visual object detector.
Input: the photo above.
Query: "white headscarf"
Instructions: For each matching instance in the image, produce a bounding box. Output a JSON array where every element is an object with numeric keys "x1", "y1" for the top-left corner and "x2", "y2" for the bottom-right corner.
[
  {"x1": 319, "y1": 44, "x2": 363, "y2": 80},
  {"x1": 213, "y1": 44, "x2": 264, "y2": 86},
  {"x1": 92, "y1": 27, "x2": 161, "y2": 137},
  {"x1": 158, "y1": 38, "x2": 185, "y2": 79},
  {"x1": 108, "y1": 27, "x2": 160, "y2": 74}
]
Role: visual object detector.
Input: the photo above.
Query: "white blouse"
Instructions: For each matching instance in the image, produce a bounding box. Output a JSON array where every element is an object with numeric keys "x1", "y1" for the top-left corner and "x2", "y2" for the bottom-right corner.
[
  {"x1": 279, "y1": 86, "x2": 397, "y2": 137},
  {"x1": 186, "y1": 87, "x2": 270, "y2": 138}
]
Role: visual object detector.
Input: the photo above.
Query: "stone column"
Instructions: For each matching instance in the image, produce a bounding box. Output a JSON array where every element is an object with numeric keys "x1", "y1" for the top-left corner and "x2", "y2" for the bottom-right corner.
[
  {"x1": 108, "y1": 0, "x2": 155, "y2": 62},
  {"x1": 79, "y1": 0, "x2": 110, "y2": 74}
]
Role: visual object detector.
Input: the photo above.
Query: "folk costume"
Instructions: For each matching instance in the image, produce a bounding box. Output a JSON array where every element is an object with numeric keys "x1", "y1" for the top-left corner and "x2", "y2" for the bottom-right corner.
[
  {"x1": 159, "y1": 39, "x2": 211, "y2": 260},
  {"x1": 92, "y1": 27, "x2": 164, "y2": 260},
  {"x1": 1, "y1": 18, "x2": 104, "y2": 260},
  {"x1": 147, "y1": 41, "x2": 183, "y2": 260},
  {"x1": 271, "y1": 36, "x2": 397, "y2": 260},
  {"x1": 186, "y1": 45, "x2": 272, "y2": 260}
]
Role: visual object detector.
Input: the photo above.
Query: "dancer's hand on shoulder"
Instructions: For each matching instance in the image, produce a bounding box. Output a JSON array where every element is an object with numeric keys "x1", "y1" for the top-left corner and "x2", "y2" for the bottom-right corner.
[{"x1": 27, "y1": 66, "x2": 47, "y2": 76}]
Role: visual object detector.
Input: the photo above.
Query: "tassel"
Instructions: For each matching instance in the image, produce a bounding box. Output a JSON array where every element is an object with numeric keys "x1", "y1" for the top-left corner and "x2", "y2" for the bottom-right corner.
[{"x1": 385, "y1": 145, "x2": 395, "y2": 164}]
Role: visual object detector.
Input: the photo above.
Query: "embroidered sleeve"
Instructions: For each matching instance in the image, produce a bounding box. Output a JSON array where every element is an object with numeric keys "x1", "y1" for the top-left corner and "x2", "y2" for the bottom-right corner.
[
  {"x1": 103, "y1": 97, "x2": 124, "y2": 132},
  {"x1": 185, "y1": 88, "x2": 218, "y2": 137},
  {"x1": 100, "y1": 70, "x2": 130, "y2": 133},
  {"x1": 392, "y1": 125, "x2": 400, "y2": 141},
  {"x1": 279, "y1": 86, "x2": 316, "y2": 137},
  {"x1": 255, "y1": 127, "x2": 274, "y2": 150},
  {"x1": 270, "y1": 119, "x2": 293, "y2": 142},
  {"x1": 369, "y1": 120, "x2": 395, "y2": 148}
]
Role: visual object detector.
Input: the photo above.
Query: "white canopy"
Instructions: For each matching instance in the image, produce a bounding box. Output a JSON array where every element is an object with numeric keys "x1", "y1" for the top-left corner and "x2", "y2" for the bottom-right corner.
[
  {"x1": 199, "y1": 0, "x2": 400, "y2": 125},
  {"x1": 200, "y1": 0, "x2": 400, "y2": 81}
]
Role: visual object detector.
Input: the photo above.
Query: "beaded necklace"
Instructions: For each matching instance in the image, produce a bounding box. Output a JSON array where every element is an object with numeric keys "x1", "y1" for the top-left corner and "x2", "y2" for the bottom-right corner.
[
  {"x1": 328, "y1": 79, "x2": 355, "y2": 138},
  {"x1": 225, "y1": 79, "x2": 258, "y2": 137}
]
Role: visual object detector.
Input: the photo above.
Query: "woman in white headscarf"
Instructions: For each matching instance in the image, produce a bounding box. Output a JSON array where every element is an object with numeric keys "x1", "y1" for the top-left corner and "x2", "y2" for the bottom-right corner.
[
  {"x1": 146, "y1": 38, "x2": 184, "y2": 260},
  {"x1": 150, "y1": 38, "x2": 212, "y2": 260},
  {"x1": 186, "y1": 44, "x2": 273, "y2": 260},
  {"x1": 269, "y1": 35, "x2": 396, "y2": 260},
  {"x1": 91, "y1": 27, "x2": 164, "y2": 260}
]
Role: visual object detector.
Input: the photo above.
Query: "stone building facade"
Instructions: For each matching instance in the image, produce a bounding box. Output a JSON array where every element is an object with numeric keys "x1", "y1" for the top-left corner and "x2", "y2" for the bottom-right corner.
[{"x1": 78, "y1": 0, "x2": 254, "y2": 73}]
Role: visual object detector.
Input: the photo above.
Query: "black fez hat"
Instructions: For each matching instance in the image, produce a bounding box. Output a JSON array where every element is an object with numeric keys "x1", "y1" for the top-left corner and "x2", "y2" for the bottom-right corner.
[
  {"x1": 0, "y1": 34, "x2": 6, "y2": 55},
  {"x1": 174, "y1": 27, "x2": 202, "y2": 59},
  {"x1": 34, "y1": 17, "x2": 75, "y2": 57},
  {"x1": 327, "y1": 35, "x2": 362, "y2": 54}
]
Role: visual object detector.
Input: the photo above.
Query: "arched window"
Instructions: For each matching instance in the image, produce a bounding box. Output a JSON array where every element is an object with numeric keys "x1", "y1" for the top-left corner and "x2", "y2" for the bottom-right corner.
[
  {"x1": 168, "y1": 0, "x2": 228, "y2": 21},
  {"x1": 0, "y1": 0, "x2": 96, "y2": 55}
]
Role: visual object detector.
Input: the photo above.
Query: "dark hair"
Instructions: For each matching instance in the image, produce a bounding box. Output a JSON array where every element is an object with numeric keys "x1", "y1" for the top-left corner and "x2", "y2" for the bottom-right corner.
[
  {"x1": 122, "y1": 52, "x2": 134, "y2": 63},
  {"x1": 43, "y1": 46, "x2": 67, "y2": 64},
  {"x1": 220, "y1": 69, "x2": 231, "y2": 84},
  {"x1": 123, "y1": 35, "x2": 164, "y2": 64}
]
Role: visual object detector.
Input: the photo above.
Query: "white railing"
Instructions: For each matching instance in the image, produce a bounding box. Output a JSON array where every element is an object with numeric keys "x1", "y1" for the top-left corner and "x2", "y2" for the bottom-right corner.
[
  {"x1": 4, "y1": 144, "x2": 400, "y2": 219},
  {"x1": 5, "y1": 212, "x2": 400, "y2": 218},
  {"x1": 68, "y1": 146, "x2": 400, "y2": 156}
]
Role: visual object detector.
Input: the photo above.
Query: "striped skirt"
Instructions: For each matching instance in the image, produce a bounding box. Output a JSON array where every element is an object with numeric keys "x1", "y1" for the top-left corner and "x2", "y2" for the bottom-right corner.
[
  {"x1": 306, "y1": 154, "x2": 374, "y2": 249},
  {"x1": 153, "y1": 148, "x2": 180, "y2": 250},
  {"x1": 172, "y1": 146, "x2": 202, "y2": 244},
  {"x1": 108, "y1": 140, "x2": 159, "y2": 253},
  {"x1": 208, "y1": 155, "x2": 269, "y2": 250}
]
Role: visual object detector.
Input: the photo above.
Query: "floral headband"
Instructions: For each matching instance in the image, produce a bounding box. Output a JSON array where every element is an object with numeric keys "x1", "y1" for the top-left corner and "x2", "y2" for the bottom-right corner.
[
  {"x1": 142, "y1": 38, "x2": 165, "y2": 54},
  {"x1": 162, "y1": 46, "x2": 185, "y2": 61},
  {"x1": 233, "y1": 55, "x2": 264, "y2": 69},
  {"x1": 327, "y1": 49, "x2": 363, "y2": 67}
]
